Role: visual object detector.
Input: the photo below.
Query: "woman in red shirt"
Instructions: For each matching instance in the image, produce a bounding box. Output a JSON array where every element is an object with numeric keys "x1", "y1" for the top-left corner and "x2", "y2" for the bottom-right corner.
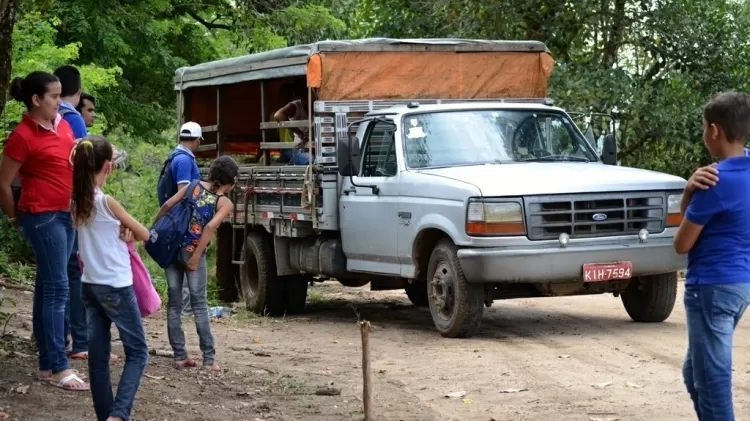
[{"x1": 0, "y1": 71, "x2": 89, "y2": 391}]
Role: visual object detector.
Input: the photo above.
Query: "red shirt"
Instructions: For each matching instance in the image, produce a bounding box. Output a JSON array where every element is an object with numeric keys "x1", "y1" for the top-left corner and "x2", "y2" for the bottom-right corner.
[{"x1": 3, "y1": 114, "x2": 76, "y2": 213}]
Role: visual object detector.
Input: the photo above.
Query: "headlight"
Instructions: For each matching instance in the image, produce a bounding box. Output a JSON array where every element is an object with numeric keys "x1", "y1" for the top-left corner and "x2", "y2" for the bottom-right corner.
[
  {"x1": 466, "y1": 200, "x2": 525, "y2": 236},
  {"x1": 667, "y1": 193, "x2": 683, "y2": 227}
]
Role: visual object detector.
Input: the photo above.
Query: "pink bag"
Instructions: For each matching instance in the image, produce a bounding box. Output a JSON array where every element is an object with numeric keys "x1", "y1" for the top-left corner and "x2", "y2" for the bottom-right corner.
[{"x1": 128, "y1": 242, "x2": 162, "y2": 318}]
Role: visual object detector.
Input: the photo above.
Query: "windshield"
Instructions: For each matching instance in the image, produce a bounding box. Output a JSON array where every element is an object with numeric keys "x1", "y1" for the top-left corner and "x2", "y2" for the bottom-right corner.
[{"x1": 402, "y1": 110, "x2": 599, "y2": 168}]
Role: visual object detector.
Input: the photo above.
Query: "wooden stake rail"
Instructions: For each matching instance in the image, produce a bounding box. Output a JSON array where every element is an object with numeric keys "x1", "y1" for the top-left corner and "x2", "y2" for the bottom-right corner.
[{"x1": 360, "y1": 320, "x2": 373, "y2": 421}]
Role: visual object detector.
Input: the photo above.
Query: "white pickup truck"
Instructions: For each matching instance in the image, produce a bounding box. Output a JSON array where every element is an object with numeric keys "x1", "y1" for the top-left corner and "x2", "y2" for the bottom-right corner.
[{"x1": 175, "y1": 38, "x2": 687, "y2": 338}]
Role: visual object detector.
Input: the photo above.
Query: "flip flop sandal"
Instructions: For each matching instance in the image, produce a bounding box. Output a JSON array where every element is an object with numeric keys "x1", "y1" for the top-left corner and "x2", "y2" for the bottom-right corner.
[
  {"x1": 174, "y1": 359, "x2": 197, "y2": 369},
  {"x1": 38, "y1": 369, "x2": 85, "y2": 382},
  {"x1": 70, "y1": 352, "x2": 121, "y2": 363},
  {"x1": 47, "y1": 373, "x2": 89, "y2": 391}
]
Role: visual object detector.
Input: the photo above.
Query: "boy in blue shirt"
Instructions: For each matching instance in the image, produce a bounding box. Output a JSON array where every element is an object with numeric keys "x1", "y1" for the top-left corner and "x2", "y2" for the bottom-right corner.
[
  {"x1": 54, "y1": 66, "x2": 87, "y2": 140},
  {"x1": 674, "y1": 91, "x2": 750, "y2": 421}
]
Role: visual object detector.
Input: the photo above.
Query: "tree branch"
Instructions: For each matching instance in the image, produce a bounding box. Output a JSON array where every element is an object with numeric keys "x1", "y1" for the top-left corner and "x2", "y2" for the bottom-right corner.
[{"x1": 186, "y1": 10, "x2": 231, "y2": 30}]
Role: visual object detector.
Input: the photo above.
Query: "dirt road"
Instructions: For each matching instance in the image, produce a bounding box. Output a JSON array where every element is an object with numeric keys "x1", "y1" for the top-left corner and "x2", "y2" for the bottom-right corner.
[{"x1": 2, "y1": 281, "x2": 750, "y2": 420}]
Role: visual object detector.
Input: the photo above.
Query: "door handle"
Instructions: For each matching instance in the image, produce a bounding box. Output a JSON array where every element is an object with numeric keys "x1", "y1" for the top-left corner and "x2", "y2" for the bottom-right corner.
[{"x1": 343, "y1": 187, "x2": 356, "y2": 195}]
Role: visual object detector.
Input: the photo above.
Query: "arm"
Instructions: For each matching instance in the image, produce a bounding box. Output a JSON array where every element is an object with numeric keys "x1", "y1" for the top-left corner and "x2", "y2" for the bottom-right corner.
[
  {"x1": 274, "y1": 102, "x2": 304, "y2": 138},
  {"x1": 152, "y1": 184, "x2": 188, "y2": 225},
  {"x1": 0, "y1": 155, "x2": 22, "y2": 223},
  {"x1": 674, "y1": 187, "x2": 721, "y2": 255},
  {"x1": 187, "y1": 196, "x2": 233, "y2": 268},
  {"x1": 105, "y1": 196, "x2": 150, "y2": 242},
  {"x1": 0, "y1": 132, "x2": 28, "y2": 225}
]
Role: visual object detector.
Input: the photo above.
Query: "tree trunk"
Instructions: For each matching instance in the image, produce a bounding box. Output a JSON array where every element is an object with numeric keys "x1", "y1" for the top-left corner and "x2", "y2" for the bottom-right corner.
[{"x1": 0, "y1": 0, "x2": 17, "y2": 119}]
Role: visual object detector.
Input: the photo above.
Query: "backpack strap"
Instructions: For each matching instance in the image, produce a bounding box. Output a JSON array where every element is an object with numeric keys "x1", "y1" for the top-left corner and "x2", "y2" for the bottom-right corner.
[
  {"x1": 159, "y1": 149, "x2": 192, "y2": 178},
  {"x1": 182, "y1": 180, "x2": 201, "y2": 206}
]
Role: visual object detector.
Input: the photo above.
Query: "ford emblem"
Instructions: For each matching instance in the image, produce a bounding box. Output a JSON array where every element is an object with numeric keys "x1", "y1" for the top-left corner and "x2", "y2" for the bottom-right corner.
[{"x1": 592, "y1": 213, "x2": 608, "y2": 221}]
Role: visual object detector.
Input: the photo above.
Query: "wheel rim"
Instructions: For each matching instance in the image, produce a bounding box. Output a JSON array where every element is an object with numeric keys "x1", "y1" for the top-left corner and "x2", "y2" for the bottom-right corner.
[
  {"x1": 430, "y1": 261, "x2": 456, "y2": 321},
  {"x1": 241, "y1": 247, "x2": 260, "y2": 303}
]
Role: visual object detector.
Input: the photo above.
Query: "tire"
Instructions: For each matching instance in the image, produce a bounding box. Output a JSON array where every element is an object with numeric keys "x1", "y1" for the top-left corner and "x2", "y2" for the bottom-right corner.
[
  {"x1": 239, "y1": 231, "x2": 285, "y2": 316},
  {"x1": 404, "y1": 280, "x2": 428, "y2": 307},
  {"x1": 621, "y1": 272, "x2": 677, "y2": 323},
  {"x1": 337, "y1": 278, "x2": 370, "y2": 288},
  {"x1": 284, "y1": 275, "x2": 309, "y2": 315},
  {"x1": 426, "y1": 239, "x2": 484, "y2": 338}
]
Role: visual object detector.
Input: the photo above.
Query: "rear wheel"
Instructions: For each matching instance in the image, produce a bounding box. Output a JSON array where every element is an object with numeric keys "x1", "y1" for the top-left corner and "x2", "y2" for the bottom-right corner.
[
  {"x1": 426, "y1": 239, "x2": 484, "y2": 338},
  {"x1": 621, "y1": 272, "x2": 677, "y2": 322},
  {"x1": 239, "y1": 231, "x2": 285, "y2": 316}
]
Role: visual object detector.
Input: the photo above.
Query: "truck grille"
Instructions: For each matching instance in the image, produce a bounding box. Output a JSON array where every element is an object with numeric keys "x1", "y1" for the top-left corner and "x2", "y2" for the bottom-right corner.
[{"x1": 524, "y1": 192, "x2": 665, "y2": 240}]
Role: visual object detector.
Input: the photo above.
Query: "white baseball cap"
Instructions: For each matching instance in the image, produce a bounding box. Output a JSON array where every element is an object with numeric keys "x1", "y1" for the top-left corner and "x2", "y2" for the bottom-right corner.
[{"x1": 179, "y1": 121, "x2": 202, "y2": 140}]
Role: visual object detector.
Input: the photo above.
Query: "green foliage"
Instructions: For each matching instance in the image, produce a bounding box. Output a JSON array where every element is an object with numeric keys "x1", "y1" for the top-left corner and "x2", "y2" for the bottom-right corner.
[{"x1": 0, "y1": 12, "x2": 121, "y2": 135}]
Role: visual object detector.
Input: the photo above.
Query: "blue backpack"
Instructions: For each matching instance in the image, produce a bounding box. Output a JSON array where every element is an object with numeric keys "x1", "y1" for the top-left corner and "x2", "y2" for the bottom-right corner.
[
  {"x1": 145, "y1": 180, "x2": 200, "y2": 268},
  {"x1": 156, "y1": 149, "x2": 192, "y2": 206}
]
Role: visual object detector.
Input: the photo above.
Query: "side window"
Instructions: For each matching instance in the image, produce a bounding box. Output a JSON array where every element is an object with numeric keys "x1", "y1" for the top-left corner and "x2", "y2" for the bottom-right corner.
[{"x1": 361, "y1": 121, "x2": 397, "y2": 177}]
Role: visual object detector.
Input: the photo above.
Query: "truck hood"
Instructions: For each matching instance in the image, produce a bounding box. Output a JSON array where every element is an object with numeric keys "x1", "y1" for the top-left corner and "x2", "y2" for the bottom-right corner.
[{"x1": 416, "y1": 162, "x2": 686, "y2": 196}]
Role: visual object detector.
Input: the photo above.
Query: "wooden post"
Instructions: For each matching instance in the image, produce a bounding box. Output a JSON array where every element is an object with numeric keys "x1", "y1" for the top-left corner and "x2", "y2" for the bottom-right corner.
[{"x1": 360, "y1": 321, "x2": 373, "y2": 421}]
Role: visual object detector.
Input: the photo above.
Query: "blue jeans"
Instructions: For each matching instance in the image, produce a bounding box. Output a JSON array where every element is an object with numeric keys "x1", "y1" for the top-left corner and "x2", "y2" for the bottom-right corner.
[
  {"x1": 19, "y1": 211, "x2": 75, "y2": 374},
  {"x1": 83, "y1": 283, "x2": 148, "y2": 421},
  {"x1": 65, "y1": 234, "x2": 88, "y2": 354},
  {"x1": 280, "y1": 149, "x2": 310, "y2": 165},
  {"x1": 683, "y1": 283, "x2": 750, "y2": 421},
  {"x1": 165, "y1": 251, "x2": 215, "y2": 365}
]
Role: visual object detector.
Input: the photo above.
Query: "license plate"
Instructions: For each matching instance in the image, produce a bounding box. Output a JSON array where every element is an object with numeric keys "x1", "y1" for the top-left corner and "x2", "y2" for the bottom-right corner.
[{"x1": 582, "y1": 261, "x2": 633, "y2": 282}]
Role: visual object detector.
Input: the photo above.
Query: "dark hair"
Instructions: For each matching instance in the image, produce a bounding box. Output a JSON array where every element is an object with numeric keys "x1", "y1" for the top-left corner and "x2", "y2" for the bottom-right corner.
[
  {"x1": 76, "y1": 93, "x2": 96, "y2": 112},
  {"x1": 53, "y1": 65, "x2": 82, "y2": 97},
  {"x1": 703, "y1": 92, "x2": 750, "y2": 143},
  {"x1": 293, "y1": 79, "x2": 308, "y2": 100},
  {"x1": 208, "y1": 156, "x2": 239, "y2": 192},
  {"x1": 72, "y1": 136, "x2": 113, "y2": 225},
  {"x1": 9, "y1": 71, "x2": 59, "y2": 109}
]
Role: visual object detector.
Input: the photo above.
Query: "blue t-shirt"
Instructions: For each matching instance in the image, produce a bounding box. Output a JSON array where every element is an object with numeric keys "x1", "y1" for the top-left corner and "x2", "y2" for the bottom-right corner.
[
  {"x1": 59, "y1": 101, "x2": 87, "y2": 140},
  {"x1": 686, "y1": 156, "x2": 750, "y2": 285},
  {"x1": 171, "y1": 146, "x2": 200, "y2": 187}
]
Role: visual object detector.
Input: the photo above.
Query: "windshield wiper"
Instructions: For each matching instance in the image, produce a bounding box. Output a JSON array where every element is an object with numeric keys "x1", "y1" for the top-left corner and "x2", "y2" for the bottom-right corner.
[{"x1": 521, "y1": 155, "x2": 591, "y2": 163}]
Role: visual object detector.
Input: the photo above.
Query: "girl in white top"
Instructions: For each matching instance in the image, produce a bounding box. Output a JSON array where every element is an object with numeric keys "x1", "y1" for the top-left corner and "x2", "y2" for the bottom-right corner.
[{"x1": 71, "y1": 136, "x2": 150, "y2": 421}]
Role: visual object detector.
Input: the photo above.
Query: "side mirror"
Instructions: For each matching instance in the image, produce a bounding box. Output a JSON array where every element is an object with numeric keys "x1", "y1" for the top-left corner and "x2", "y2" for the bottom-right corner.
[
  {"x1": 600, "y1": 134, "x2": 617, "y2": 165},
  {"x1": 338, "y1": 135, "x2": 361, "y2": 176}
]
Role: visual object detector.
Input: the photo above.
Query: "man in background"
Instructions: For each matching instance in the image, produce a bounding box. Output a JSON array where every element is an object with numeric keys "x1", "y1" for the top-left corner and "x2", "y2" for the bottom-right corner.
[
  {"x1": 54, "y1": 65, "x2": 87, "y2": 140},
  {"x1": 54, "y1": 65, "x2": 89, "y2": 360},
  {"x1": 75, "y1": 92, "x2": 96, "y2": 128},
  {"x1": 157, "y1": 122, "x2": 203, "y2": 316}
]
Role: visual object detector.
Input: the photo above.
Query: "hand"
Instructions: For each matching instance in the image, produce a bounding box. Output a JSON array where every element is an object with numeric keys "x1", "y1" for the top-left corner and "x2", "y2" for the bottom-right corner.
[
  {"x1": 687, "y1": 164, "x2": 719, "y2": 192},
  {"x1": 119, "y1": 227, "x2": 134, "y2": 243},
  {"x1": 186, "y1": 255, "x2": 199, "y2": 272}
]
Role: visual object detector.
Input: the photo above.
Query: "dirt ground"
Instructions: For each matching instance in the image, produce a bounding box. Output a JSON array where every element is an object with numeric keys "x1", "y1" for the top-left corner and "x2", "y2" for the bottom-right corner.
[{"x1": 2, "y1": 281, "x2": 750, "y2": 421}]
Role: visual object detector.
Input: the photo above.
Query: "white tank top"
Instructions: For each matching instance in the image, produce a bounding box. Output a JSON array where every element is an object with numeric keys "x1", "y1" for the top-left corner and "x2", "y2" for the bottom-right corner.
[{"x1": 77, "y1": 189, "x2": 132, "y2": 288}]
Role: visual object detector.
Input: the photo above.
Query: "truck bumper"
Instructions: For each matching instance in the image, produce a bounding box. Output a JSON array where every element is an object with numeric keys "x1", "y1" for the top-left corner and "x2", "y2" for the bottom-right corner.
[{"x1": 456, "y1": 237, "x2": 685, "y2": 284}]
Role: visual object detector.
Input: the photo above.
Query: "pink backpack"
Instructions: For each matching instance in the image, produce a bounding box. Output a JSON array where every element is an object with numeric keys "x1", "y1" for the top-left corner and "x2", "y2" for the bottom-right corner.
[{"x1": 128, "y1": 242, "x2": 162, "y2": 318}]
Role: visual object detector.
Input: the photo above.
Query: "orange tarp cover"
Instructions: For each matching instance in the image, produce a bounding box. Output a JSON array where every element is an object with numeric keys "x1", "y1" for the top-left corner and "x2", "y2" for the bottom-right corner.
[{"x1": 307, "y1": 51, "x2": 554, "y2": 101}]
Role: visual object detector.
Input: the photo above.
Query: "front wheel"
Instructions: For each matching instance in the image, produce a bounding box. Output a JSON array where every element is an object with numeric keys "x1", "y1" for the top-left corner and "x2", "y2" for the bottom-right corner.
[
  {"x1": 621, "y1": 272, "x2": 677, "y2": 322},
  {"x1": 426, "y1": 239, "x2": 484, "y2": 338}
]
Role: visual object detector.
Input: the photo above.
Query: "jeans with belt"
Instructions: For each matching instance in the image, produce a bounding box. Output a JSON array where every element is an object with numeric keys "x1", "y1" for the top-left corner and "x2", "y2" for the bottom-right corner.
[
  {"x1": 683, "y1": 282, "x2": 750, "y2": 421},
  {"x1": 19, "y1": 211, "x2": 75, "y2": 374}
]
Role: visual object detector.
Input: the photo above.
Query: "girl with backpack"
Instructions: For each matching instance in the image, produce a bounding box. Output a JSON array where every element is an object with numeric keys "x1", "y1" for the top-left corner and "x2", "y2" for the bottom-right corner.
[
  {"x1": 153, "y1": 155, "x2": 238, "y2": 372},
  {"x1": 71, "y1": 136, "x2": 150, "y2": 421}
]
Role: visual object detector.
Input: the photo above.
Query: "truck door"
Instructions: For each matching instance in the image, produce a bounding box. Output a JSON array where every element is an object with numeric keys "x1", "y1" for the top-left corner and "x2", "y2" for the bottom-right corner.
[{"x1": 339, "y1": 119, "x2": 401, "y2": 275}]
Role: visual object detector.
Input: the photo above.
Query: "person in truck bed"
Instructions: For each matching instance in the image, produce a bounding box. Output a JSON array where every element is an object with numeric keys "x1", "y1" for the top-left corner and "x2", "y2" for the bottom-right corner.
[
  {"x1": 273, "y1": 80, "x2": 311, "y2": 165},
  {"x1": 674, "y1": 91, "x2": 750, "y2": 421}
]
